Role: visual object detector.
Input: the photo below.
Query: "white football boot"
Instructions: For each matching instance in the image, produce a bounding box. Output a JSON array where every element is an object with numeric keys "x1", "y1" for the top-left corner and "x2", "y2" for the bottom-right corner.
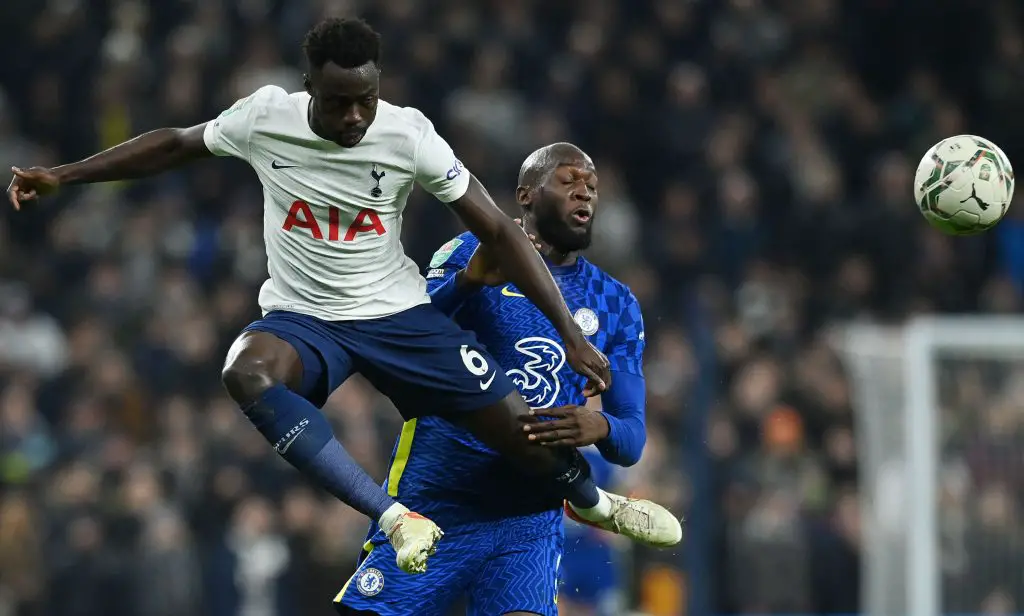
[{"x1": 565, "y1": 492, "x2": 684, "y2": 548}]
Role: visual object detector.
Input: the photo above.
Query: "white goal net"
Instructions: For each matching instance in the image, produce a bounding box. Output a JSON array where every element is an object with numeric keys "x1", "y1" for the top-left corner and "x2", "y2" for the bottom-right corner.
[{"x1": 835, "y1": 317, "x2": 1024, "y2": 616}]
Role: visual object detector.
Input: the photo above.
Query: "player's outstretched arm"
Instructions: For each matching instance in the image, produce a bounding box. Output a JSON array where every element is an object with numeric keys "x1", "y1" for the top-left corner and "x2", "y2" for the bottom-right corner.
[
  {"x1": 448, "y1": 174, "x2": 611, "y2": 394},
  {"x1": 8, "y1": 124, "x2": 211, "y2": 210}
]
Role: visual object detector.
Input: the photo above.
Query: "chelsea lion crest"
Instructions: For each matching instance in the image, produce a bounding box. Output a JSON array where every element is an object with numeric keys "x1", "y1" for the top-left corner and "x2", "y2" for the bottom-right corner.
[
  {"x1": 573, "y1": 307, "x2": 599, "y2": 336},
  {"x1": 356, "y1": 567, "x2": 384, "y2": 597}
]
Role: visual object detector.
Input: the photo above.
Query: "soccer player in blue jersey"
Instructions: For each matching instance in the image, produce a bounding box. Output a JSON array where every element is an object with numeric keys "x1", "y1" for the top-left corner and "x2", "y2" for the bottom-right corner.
[{"x1": 335, "y1": 142, "x2": 677, "y2": 616}]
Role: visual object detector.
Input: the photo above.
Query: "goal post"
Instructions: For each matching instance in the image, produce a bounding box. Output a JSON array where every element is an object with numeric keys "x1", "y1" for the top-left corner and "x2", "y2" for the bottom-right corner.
[{"x1": 834, "y1": 316, "x2": 1024, "y2": 616}]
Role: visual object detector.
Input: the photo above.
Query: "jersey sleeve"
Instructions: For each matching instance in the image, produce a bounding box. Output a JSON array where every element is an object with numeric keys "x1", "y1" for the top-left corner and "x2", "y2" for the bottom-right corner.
[
  {"x1": 596, "y1": 371, "x2": 647, "y2": 467},
  {"x1": 425, "y1": 234, "x2": 479, "y2": 315},
  {"x1": 203, "y1": 85, "x2": 281, "y2": 161},
  {"x1": 607, "y1": 290, "x2": 646, "y2": 377},
  {"x1": 413, "y1": 115, "x2": 471, "y2": 203},
  {"x1": 595, "y1": 290, "x2": 647, "y2": 466}
]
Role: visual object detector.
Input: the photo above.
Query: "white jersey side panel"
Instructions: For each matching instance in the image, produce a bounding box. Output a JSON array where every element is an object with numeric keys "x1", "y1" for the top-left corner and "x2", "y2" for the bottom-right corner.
[{"x1": 203, "y1": 86, "x2": 470, "y2": 321}]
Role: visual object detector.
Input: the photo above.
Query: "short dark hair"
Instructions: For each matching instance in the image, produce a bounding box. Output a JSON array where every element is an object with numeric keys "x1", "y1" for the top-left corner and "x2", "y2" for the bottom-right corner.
[{"x1": 302, "y1": 18, "x2": 381, "y2": 70}]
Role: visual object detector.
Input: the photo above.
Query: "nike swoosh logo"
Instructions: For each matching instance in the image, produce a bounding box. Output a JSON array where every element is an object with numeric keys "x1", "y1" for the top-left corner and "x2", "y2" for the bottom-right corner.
[
  {"x1": 480, "y1": 372, "x2": 496, "y2": 390},
  {"x1": 276, "y1": 427, "x2": 306, "y2": 454},
  {"x1": 271, "y1": 161, "x2": 298, "y2": 169},
  {"x1": 501, "y1": 286, "x2": 526, "y2": 298}
]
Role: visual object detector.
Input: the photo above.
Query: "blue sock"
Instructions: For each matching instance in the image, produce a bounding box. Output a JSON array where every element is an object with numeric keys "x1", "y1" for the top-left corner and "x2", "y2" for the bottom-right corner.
[
  {"x1": 559, "y1": 449, "x2": 600, "y2": 508},
  {"x1": 242, "y1": 384, "x2": 396, "y2": 520}
]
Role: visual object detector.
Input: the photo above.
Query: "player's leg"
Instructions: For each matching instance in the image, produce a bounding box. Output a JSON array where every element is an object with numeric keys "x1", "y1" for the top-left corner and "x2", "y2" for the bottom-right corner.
[
  {"x1": 446, "y1": 392, "x2": 605, "y2": 509},
  {"x1": 221, "y1": 313, "x2": 441, "y2": 573},
  {"x1": 444, "y1": 365, "x2": 682, "y2": 549},
  {"x1": 448, "y1": 395, "x2": 684, "y2": 548},
  {"x1": 221, "y1": 329, "x2": 397, "y2": 519}
]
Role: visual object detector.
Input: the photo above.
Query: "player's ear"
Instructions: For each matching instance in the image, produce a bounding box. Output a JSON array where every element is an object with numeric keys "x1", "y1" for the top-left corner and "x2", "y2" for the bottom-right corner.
[
  {"x1": 303, "y1": 74, "x2": 313, "y2": 95},
  {"x1": 515, "y1": 185, "x2": 533, "y2": 211}
]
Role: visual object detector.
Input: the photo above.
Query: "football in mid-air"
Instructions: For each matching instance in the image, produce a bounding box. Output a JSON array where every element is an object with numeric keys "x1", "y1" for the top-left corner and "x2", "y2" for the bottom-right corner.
[{"x1": 914, "y1": 135, "x2": 1014, "y2": 235}]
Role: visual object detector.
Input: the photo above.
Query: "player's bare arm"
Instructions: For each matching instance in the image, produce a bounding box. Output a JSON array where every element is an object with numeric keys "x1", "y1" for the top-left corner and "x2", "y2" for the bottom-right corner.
[
  {"x1": 8, "y1": 124, "x2": 212, "y2": 209},
  {"x1": 448, "y1": 174, "x2": 611, "y2": 395},
  {"x1": 455, "y1": 218, "x2": 540, "y2": 289}
]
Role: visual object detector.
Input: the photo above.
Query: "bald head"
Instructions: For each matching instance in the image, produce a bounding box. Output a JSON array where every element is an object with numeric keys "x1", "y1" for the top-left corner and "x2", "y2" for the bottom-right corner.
[
  {"x1": 518, "y1": 142, "x2": 594, "y2": 189},
  {"x1": 515, "y1": 142, "x2": 598, "y2": 257}
]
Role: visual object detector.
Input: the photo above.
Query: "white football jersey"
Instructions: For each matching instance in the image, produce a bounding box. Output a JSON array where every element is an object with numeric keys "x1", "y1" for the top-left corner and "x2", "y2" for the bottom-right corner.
[{"x1": 203, "y1": 85, "x2": 471, "y2": 320}]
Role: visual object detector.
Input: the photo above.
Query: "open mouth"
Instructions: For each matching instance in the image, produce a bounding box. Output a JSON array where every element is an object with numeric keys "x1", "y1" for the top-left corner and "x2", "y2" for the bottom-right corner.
[{"x1": 570, "y1": 207, "x2": 593, "y2": 225}]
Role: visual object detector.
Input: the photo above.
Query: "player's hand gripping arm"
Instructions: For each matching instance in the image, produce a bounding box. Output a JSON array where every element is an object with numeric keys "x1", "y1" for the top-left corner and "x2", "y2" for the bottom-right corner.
[
  {"x1": 448, "y1": 175, "x2": 611, "y2": 395},
  {"x1": 520, "y1": 375, "x2": 647, "y2": 466},
  {"x1": 8, "y1": 124, "x2": 211, "y2": 209},
  {"x1": 521, "y1": 404, "x2": 611, "y2": 448}
]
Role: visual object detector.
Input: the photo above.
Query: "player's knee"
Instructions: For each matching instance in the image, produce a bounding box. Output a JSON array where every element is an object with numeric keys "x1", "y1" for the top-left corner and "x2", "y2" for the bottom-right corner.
[{"x1": 221, "y1": 356, "x2": 279, "y2": 405}]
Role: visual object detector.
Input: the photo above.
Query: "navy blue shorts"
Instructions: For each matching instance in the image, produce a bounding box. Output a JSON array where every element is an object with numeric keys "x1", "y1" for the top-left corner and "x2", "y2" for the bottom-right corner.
[{"x1": 242, "y1": 304, "x2": 515, "y2": 418}]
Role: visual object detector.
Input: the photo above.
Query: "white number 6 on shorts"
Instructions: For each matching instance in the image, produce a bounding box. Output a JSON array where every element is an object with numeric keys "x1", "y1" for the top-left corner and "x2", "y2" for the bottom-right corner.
[{"x1": 460, "y1": 345, "x2": 490, "y2": 376}]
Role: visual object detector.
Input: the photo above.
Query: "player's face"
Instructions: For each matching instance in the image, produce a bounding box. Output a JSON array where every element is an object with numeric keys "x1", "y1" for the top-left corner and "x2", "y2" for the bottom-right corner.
[
  {"x1": 306, "y1": 61, "x2": 379, "y2": 147},
  {"x1": 533, "y1": 162, "x2": 598, "y2": 252}
]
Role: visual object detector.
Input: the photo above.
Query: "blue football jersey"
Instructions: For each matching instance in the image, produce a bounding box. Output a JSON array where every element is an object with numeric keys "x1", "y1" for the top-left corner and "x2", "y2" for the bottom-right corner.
[{"x1": 380, "y1": 232, "x2": 646, "y2": 528}]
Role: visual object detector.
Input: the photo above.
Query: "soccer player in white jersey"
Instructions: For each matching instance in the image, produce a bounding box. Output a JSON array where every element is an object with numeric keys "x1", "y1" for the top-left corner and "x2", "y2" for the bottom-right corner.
[{"x1": 8, "y1": 18, "x2": 682, "y2": 576}]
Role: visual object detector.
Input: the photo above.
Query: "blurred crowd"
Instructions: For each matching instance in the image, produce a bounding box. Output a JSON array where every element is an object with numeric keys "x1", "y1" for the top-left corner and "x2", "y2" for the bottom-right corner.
[
  {"x1": 938, "y1": 357, "x2": 1024, "y2": 614},
  {"x1": 1, "y1": 0, "x2": 1023, "y2": 615}
]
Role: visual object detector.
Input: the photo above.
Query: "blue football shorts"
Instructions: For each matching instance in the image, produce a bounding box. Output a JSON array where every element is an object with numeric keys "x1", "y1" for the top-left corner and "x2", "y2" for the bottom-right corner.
[{"x1": 335, "y1": 515, "x2": 563, "y2": 616}]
